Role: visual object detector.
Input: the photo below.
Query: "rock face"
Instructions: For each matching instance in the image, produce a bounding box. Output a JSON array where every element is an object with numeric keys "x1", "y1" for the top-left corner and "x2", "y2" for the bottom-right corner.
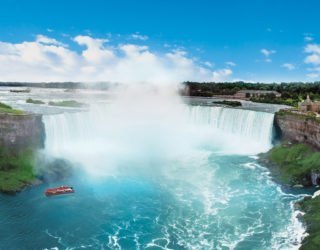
[
  {"x1": 0, "y1": 113, "x2": 45, "y2": 151},
  {"x1": 311, "y1": 171, "x2": 320, "y2": 185},
  {"x1": 275, "y1": 112, "x2": 320, "y2": 149}
]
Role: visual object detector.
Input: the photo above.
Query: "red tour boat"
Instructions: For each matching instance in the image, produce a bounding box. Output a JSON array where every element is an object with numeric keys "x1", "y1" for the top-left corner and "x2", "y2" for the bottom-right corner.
[{"x1": 45, "y1": 186, "x2": 75, "y2": 196}]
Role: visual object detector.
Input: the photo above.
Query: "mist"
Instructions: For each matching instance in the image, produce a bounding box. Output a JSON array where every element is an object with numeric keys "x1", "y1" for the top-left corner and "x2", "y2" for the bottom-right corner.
[{"x1": 42, "y1": 83, "x2": 274, "y2": 178}]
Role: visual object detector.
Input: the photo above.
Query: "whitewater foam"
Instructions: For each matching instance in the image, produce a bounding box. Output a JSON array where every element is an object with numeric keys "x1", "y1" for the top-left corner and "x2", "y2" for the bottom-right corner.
[{"x1": 40, "y1": 92, "x2": 306, "y2": 249}]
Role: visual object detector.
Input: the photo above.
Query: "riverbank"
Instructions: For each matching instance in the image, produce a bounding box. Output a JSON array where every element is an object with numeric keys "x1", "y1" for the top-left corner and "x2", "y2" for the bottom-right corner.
[
  {"x1": 0, "y1": 148, "x2": 38, "y2": 193},
  {"x1": 0, "y1": 102, "x2": 44, "y2": 193},
  {"x1": 260, "y1": 143, "x2": 320, "y2": 249}
]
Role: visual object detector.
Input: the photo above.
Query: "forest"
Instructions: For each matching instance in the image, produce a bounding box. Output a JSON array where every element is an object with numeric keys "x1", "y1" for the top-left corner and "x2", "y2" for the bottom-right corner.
[{"x1": 183, "y1": 81, "x2": 320, "y2": 106}]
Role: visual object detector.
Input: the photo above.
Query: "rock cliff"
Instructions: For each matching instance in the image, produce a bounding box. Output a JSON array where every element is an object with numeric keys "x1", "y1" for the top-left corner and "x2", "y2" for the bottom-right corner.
[
  {"x1": 275, "y1": 111, "x2": 320, "y2": 149},
  {"x1": 0, "y1": 113, "x2": 45, "y2": 151}
]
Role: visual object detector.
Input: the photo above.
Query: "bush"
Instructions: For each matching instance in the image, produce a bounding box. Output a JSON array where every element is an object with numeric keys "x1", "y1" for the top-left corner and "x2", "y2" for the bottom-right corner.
[
  {"x1": 26, "y1": 98, "x2": 45, "y2": 104},
  {"x1": 266, "y1": 143, "x2": 320, "y2": 186},
  {"x1": 0, "y1": 102, "x2": 24, "y2": 115},
  {"x1": 0, "y1": 148, "x2": 36, "y2": 192},
  {"x1": 48, "y1": 100, "x2": 87, "y2": 108}
]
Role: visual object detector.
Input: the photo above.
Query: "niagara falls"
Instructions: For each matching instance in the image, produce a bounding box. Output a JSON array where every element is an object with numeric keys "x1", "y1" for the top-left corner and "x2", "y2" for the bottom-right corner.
[
  {"x1": 1, "y1": 0, "x2": 320, "y2": 249},
  {"x1": 0, "y1": 86, "x2": 308, "y2": 249}
]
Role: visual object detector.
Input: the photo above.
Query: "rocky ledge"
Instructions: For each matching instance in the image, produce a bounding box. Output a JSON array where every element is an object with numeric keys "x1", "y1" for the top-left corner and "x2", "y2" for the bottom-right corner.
[
  {"x1": 275, "y1": 110, "x2": 320, "y2": 149},
  {"x1": 0, "y1": 113, "x2": 45, "y2": 193},
  {"x1": 262, "y1": 109, "x2": 320, "y2": 249},
  {"x1": 260, "y1": 143, "x2": 320, "y2": 250},
  {"x1": 0, "y1": 113, "x2": 45, "y2": 150}
]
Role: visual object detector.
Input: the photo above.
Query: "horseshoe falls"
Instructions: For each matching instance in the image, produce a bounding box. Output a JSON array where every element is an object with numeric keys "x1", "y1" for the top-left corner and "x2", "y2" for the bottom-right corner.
[{"x1": 0, "y1": 102, "x2": 305, "y2": 250}]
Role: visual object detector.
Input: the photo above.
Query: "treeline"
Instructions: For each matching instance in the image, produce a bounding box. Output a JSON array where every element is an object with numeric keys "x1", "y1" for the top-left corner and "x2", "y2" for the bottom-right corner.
[
  {"x1": 184, "y1": 81, "x2": 320, "y2": 107},
  {"x1": 0, "y1": 82, "x2": 115, "y2": 90},
  {"x1": 184, "y1": 81, "x2": 320, "y2": 98}
]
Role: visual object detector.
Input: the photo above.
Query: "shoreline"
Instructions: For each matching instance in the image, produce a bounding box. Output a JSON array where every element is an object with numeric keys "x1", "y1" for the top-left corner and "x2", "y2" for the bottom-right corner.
[
  {"x1": 259, "y1": 143, "x2": 320, "y2": 250},
  {"x1": 254, "y1": 153, "x2": 309, "y2": 249}
]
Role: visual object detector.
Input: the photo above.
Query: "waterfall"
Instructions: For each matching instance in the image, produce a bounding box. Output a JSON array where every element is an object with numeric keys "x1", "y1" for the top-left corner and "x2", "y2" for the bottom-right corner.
[
  {"x1": 43, "y1": 104, "x2": 275, "y2": 175},
  {"x1": 188, "y1": 105, "x2": 274, "y2": 148}
]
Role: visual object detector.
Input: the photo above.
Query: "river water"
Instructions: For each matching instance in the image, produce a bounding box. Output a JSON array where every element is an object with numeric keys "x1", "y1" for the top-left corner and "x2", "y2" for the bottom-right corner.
[{"x1": 0, "y1": 87, "x2": 307, "y2": 249}]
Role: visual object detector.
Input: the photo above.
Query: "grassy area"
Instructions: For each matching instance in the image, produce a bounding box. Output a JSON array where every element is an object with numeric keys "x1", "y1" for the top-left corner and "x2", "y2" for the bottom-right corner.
[
  {"x1": 0, "y1": 149, "x2": 36, "y2": 193},
  {"x1": 26, "y1": 98, "x2": 45, "y2": 104},
  {"x1": 0, "y1": 102, "x2": 24, "y2": 115},
  {"x1": 212, "y1": 100, "x2": 242, "y2": 107},
  {"x1": 48, "y1": 100, "x2": 87, "y2": 108},
  {"x1": 297, "y1": 196, "x2": 320, "y2": 250},
  {"x1": 250, "y1": 97, "x2": 300, "y2": 107},
  {"x1": 276, "y1": 109, "x2": 320, "y2": 123},
  {"x1": 262, "y1": 143, "x2": 320, "y2": 249},
  {"x1": 262, "y1": 143, "x2": 320, "y2": 186}
]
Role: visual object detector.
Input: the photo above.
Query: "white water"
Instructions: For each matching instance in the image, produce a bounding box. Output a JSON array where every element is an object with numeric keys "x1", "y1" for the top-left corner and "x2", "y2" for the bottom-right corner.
[
  {"x1": 40, "y1": 99, "x2": 307, "y2": 249},
  {"x1": 43, "y1": 103, "x2": 275, "y2": 176}
]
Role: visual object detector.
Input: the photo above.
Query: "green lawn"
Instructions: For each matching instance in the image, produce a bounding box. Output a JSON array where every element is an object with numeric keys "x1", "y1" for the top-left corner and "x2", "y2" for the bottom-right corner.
[
  {"x1": 0, "y1": 102, "x2": 24, "y2": 115},
  {"x1": 0, "y1": 149, "x2": 36, "y2": 192},
  {"x1": 298, "y1": 196, "x2": 320, "y2": 250},
  {"x1": 264, "y1": 143, "x2": 320, "y2": 249},
  {"x1": 265, "y1": 143, "x2": 320, "y2": 186},
  {"x1": 48, "y1": 100, "x2": 87, "y2": 108},
  {"x1": 26, "y1": 98, "x2": 45, "y2": 104}
]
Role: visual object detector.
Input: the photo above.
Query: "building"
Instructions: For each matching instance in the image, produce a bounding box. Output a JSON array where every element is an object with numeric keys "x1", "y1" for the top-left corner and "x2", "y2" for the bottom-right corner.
[
  {"x1": 234, "y1": 90, "x2": 281, "y2": 99},
  {"x1": 299, "y1": 95, "x2": 320, "y2": 112}
]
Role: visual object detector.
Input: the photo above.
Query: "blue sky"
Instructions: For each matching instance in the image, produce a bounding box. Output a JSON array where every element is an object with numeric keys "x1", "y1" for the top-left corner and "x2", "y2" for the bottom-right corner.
[{"x1": 0, "y1": 0, "x2": 319, "y2": 82}]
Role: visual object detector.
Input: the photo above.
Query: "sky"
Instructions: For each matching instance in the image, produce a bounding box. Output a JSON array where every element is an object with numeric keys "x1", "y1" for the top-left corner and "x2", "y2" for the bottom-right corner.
[{"x1": 0, "y1": 0, "x2": 319, "y2": 83}]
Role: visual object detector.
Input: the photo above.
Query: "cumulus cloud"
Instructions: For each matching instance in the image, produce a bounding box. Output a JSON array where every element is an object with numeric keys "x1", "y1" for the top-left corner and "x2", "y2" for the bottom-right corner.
[
  {"x1": 305, "y1": 44, "x2": 320, "y2": 64},
  {"x1": 0, "y1": 35, "x2": 232, "y2": 83},
  {"x1": 282, "y1": 63, "x2": 295, "y2": 70},
  {"x1": 36, "y1": 35, "x2": 66, "y2": 46},
  {"x1": 304, "y1": 43, "x2": 320, "y2": 79},
  {"x1": 212, "y1": 69, "x2": 233, "y2": 81}
]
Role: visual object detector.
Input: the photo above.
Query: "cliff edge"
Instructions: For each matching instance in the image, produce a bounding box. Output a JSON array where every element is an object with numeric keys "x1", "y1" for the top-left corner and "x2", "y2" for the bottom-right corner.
[
  {"x1": 0, "y1": 112, "x2": 45, "y2": 193},
  {"x1": 275, "y1": 110, "x2": 320, "y2": 149},
  {"x1": 0, "y1": 113, "x2": 45, "y2": 150}
]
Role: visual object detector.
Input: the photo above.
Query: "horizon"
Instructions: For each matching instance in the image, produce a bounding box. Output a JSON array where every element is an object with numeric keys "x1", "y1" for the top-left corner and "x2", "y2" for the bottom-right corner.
[{"x1": 0, "y1": 0, "x2": 320, "y2": 83}]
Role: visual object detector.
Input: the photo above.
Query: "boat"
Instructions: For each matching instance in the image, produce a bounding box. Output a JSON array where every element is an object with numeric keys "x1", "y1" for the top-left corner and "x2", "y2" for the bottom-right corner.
[{"x1": 45, "y1": 186, "x2": 74, "y2": 196}]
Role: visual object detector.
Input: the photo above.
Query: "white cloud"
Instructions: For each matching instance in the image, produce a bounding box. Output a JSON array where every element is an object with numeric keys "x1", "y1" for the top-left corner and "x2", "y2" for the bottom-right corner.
[
  {"x1": 260, "y1": 49, "x2": 276, "y2": 57},
  {"x1": 0, "y1": 35, "x2": 233, "y2": 83},
  {"x1": 304, "y1": 44, "x2": 320, "y2": 65},
  {"x1": 74, "y1": 35, "x2": 114, "y2": 64},
  {"x1": 304, "y1": 36, "x2": 314, "y2": 42},
  {"x1": 225, "y1": 61, "x2": 236, "y2": 67},
  {"x1": 307, "y1": 73, "x2": 319, "y2": 79},
  {"x1": 282, "y1": 63, "x2": 295, "y2": 70},
  {"x1": 212, "y1": 69, "x2": 233, "y2": 81},
  {"x1": 204, "y1": 61, "x2": 214, "y2": 67},
  {"x1": 131, "y1": 33, "x2": 148, "y2": 41},
  {"x1": 304, "y1": 43, "x2": 320, "y2": 79},
  {"x1": 260, "y1": 49, "x2": 276, "y2": 63},
  {"x1": 36, "y1": 35, "x2": 65, "y2": 46},
  {"x1": 305, "y1": 44, "x2": 320, "y2": 55},
  {"x1": 305, "y1": 54, "x2": 320, "y2": 65}
]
